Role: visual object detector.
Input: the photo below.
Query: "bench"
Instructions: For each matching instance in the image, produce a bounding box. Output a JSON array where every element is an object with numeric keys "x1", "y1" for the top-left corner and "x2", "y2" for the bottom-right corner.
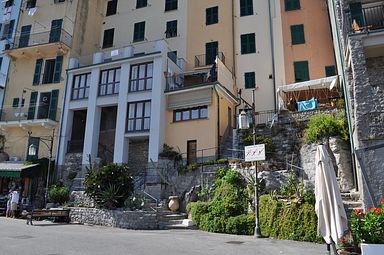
[{"x1": 26, "y1": 209, "x2": 70, "y2": 225}]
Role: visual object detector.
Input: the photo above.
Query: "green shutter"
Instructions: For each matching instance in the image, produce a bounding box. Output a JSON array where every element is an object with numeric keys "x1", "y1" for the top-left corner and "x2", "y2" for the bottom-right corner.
[
  {"x1": 241, "y1": 33, "x2": 256, "y2": 54},
  {"x1": 12, "y1": 98, "x2": 20, "y2": 108},
  {"x1": 291, "y1": 24, "x2": 305, "y2": 45},
  {"x1": 53, "y1": 55, "x2": 63, "y2": 83},
  {"x1": 33, "y1": 59, "x2": 43, "y2": 85},
  {"x1": 27, "y1": 92, "x2": 38, "y2": 120},
  {"x1": 285, "y1": 0, "x2": 300, "y2": 11},
  {"x1": 48, "y1": 89, "x2": 59, "y2": 121},
  {"x1": 19, "y1": 25, "x2": 31, "y2": 48},
  {"x1": 349, "y1": 3, "x2": 364, "y2": 27},
  {"x1": 49, "y1": 19, "x2": 63, "y2": 43},
  {"x1": 325, "y1": 66, "x2": 336, "y2": 77},
  {"x1": 240, "y1": 0, "x2": 253, "y2": 16},
  {"x1": 244, "y1": 72, "x2": 255, "y2": 89},
  {"x1": 294, "y1": 61, "x2": 309, "y2": 82}
]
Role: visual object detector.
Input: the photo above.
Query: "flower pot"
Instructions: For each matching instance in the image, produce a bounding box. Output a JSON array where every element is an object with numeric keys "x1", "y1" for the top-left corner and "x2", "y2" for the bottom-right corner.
[
  {"x1": 361, "y1": 243, "x2": 384, "y2": 255},
  {"x1": 168, "y1": 196, "x2": 179, "y2": 212}
]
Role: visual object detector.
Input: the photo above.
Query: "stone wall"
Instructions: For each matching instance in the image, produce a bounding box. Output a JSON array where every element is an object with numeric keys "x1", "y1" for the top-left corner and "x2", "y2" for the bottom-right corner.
[{"x1": 70, "y1": 208, "x2": 158, "y2": 230}]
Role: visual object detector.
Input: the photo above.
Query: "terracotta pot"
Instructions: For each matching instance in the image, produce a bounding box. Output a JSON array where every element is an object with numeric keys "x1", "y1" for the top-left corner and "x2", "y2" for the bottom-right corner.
[
  {"x1": 168, "y1": 196, "x2": 179, "y2": 212},
  {"x1": 361, "y1": 243, "x2": 384, "y2": 255}
]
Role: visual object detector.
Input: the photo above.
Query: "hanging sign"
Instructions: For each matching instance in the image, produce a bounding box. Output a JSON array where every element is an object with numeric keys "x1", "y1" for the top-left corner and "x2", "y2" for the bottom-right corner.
[{"x1": 245, "y1": 144, "x2": 266, "y2": 162}]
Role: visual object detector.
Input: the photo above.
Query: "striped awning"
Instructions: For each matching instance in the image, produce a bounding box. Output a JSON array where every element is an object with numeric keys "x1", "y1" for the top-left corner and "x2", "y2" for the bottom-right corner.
[{"x1": 0, "y1": 163, "x2": 40, "y2": 178}]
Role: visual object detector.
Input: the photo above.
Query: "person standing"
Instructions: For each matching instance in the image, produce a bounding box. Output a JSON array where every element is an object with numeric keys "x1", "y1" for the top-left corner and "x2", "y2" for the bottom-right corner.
[
  {"x1": 10, "y1": 188, "x2": 20, "y2": 218},
  {"x1": 6, "y1": 189, "x2": 12, "y2": 218}
]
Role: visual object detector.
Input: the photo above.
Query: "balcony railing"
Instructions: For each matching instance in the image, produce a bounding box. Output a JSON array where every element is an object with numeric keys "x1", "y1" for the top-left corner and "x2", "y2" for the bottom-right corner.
[
  {"x1": 165, "y1": 67, "x2": 218, "y2": 92},
  {"x1": 194, "y1": 52, "x2": 225, "y2": 68},
  {"x1": 347, "y1": 3, "x2": 384, "y2": 34},
  {"x1": 0, "y1": 106, "x2": 61, "y2": 122},
  {"x1": 9, "y1": 29, "x2": 72, "y2": 50}
]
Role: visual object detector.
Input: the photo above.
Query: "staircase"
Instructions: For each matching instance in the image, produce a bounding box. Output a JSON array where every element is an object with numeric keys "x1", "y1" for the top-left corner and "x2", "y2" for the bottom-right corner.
[
  {"x1": 220, "y1": 130, "x2": 234, "y2": 159},
  {"x1": 341, "y1": 191, "x2": 363, "y2": 224}
]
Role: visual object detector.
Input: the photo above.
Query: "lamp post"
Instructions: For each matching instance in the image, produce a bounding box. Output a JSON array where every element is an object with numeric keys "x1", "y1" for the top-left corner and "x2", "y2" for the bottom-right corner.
[
  {"x1": 238, "y1": 89, "x2": 262, "y2": 238},
  {"x1": 28, "y1": 129, "x2": 55, "y2": 208}
]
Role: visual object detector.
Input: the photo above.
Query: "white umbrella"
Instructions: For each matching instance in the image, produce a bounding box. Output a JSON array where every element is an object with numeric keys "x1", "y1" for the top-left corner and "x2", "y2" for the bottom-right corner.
[{"x1": 315, "y1": 145, "x2": 348, "y2": 245}]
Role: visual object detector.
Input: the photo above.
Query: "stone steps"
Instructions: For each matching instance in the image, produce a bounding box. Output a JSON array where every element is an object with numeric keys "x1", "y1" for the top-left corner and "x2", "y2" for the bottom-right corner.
[{"x1": 157, "y1": 212, "x2": 192, "y2": 230}]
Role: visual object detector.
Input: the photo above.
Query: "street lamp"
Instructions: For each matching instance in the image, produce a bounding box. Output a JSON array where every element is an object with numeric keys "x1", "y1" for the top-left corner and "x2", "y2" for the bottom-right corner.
[
  {"x1": 28, "y1": 129, "x2": 55, "y2": 208},
  {"x1": 238, "y1": 89, "x2": 261, "y2": 238}
]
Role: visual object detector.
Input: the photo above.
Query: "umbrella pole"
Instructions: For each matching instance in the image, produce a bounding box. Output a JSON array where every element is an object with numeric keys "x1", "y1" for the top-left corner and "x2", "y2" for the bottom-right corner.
[{"x1": 326, "y1": 241, "x2": 338, "y2": 254}]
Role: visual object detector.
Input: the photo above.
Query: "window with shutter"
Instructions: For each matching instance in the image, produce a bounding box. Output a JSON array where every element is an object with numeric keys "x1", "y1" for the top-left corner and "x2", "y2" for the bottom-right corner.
[
  {"x1": 294, "y1": 61, "x2": 309, "y2": 82},
  {"x1": 285, "y1": 0, "x2": 300, "y2": 11},
  {"x1": 33, "y1": 59, "x2": 43, "y2": 85},
  {"x1": 136, "y1": 0, "x2": 147, "y2": 9},
  {"x1": 19, "y1": 25, "x2": 32, "y2": 48},
  {"x1": 27, "y1": 92, "x2": 38, "y2": 120},
  {"x1": 291, "y1": 24, "x2": 305, "y2": 45},
  {"x1": 166, "y1": 20, "x2": 177, "y2": 38},
  {"x1": 53, "y1": 55, "x2": 63, "y2": 83},
  {"x1": 240, "y1": 33, "x2": 256, "y2": 54},
  {"x1": 244, "y1": 72, "x2": 256, "y2": 89},
  {"x1": 206, "y1": 6, "x2": 218, "y2": 25},
  {"x1": 165, "y1": 0, "x2": 177, "y2": 11},
  {"x1": 240, "y1": 0, "x2": 253, "y2": 16},
  {"x1": 325, "y1": 66, "x2": 336, "y2": 77},
  {"x1": 49, "y1": 89, "x2": 59, "y2": 121},
  {"x1": 133, "y1": 22, "x2": 145, "y2": 42},
  {"x1": 106, "y1": 0, "x2": 118, "y2": 16},
  {"x1": 12, "y1": 98, "x2": 19, "y2": 108},
  {"x1": 49, "y1": 19, "x2": 63, "y2": 43},
  {"x1": 102, "y1": 28, "x2": 114, "y2": 48}
]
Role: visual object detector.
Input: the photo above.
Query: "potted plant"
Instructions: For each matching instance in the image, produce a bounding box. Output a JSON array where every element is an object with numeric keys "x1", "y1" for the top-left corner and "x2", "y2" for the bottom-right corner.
[{"x1": 351, "y1": 199, "x2": 384, "y2": 255}]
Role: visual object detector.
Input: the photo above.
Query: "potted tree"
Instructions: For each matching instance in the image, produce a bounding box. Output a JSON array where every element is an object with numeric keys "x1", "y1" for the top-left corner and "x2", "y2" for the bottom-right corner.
[{"x1": 351, "y1": 199, "x2": 384, "y2": 255}]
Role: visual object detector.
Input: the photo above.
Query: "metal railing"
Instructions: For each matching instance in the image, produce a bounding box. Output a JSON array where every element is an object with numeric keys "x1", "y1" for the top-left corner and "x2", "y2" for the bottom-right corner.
[
  {"x1": 10, "y1": 29, "x2": 73, "y2": 49},
  {"x1": 0, "y1": 106, "x2": 61, "y2": 122},
  {"x1": 194, "y1": 52, "x2": 225, "y2": 68},
  {"x1": 254, "y1": 110, "x2": 278, "y2": 127},
  {"x1": 346, "y1": 3, "x2": 384, "y2": 34},
  {"x1": 165, "y1": 68, "x2": 218, "y2": 92}
]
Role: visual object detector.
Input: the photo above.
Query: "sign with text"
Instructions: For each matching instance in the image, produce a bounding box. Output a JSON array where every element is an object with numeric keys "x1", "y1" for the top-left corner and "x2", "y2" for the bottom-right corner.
[{"x1": 245, "y1": 144, "x2": 266, "y2": 162}]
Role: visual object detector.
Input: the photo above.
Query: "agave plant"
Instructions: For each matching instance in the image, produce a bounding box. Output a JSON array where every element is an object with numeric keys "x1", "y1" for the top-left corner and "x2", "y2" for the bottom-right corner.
[{"x1": 100, "y1": 184, "x2": 123, "y2": 209}]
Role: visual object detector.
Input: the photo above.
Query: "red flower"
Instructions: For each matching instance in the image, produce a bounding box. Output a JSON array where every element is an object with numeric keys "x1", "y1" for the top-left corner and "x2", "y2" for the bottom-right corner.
[
  {"x1": 354, "y1": 209, "x2": 364, "y2": 215},
  {"x1": 380, "y1": 199, "x2": 384, "y2": 204},
  {"x1": 376, "y1": 208, "x2": 382, "y2": 215},
  {"x1": 370, "y1": 208, "x2": 377, "y2": 212}
]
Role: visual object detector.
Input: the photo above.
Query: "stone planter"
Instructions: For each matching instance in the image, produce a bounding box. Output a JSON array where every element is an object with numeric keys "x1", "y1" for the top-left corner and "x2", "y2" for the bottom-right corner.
[
  {"x1": 168, "y1": 196, "x2": 179, "y2": 212},
  {"x1": 361, "y1": 243, "x2": 384, "y2": 255}
]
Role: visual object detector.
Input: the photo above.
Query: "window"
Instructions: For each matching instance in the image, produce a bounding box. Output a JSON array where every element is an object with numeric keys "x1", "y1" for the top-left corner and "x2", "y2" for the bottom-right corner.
[
  {"x1": 127, "y1": 101, "x2": 151, "y2": 132},
  {"x1": 1, "y1": 20, "x2": 15, "y2": 40},
  {"x1": 325, "y1": 66, "x2": 336, "y2": 77},
  {"x1": 102, "y1": 28, "x2": 114, "y2": 48},
  {"x1": 12, "y1": 98, "x2": 19, "y2": 108},
  {"x1": 167, "y1": 51, "x2": 177, "y2": 63},
  {"x1": 19, "y1": 25, "x2": 31, "y2": 48},
  {"x1": 291, "y1": 24, "x2": 305, "y2": 45},
  {"x1": 241, "y1": 33, "x2": 256, "y2": 54},
  {"x1": 206, "y1": 6, "x2": 218, "y2": 25},
  {"x1": 165, "y1": 0, "x2": 177, "y2": 11},
  {"x1": 240, "y1": 0, "x2": 253, "y2": 16},
  {"x1": 72, "y1": 73, "x2": 91, "y2": 100},
  {"x1": 129, "y1": 62, "x2": 153, "y2": 92},
  {"x1": 244, "y1": 72, "x2": 255, "y2": 89},
  {"x1": 99, "y1": 68, "x2": 120, "y2": 96},
  {"x1": 166, "y1": 20, "x2": 177, "y2": 38},
  {"x1": 5, "y1": 0, "x2": 13, "y2": 8},
  {"x1": 54, "y1": 0, "x2": 66, "y2": 3},
  {"x1": 49, "y1": 19, "x2": 63, "y2": 43},
  {"x1": 106, "y1": 0, "x2": 118, "y2": 16},
  {"x1": 294, "y1": 61, "x2": 309, "y2": 82},
  {"x1": 136, "y1": 0, "x2": 147, "y2": 9},
  {"x1": 27, "y1": 90, "x2": 59, "y2": 121},
  {"x1": 205, "y1": 41, "x2": 218, "y2": 66},
  {"x1": 33, "y1": 56, "x2": 63, "y2": 85},
  {"x1": 285, "y1": 0, "x2": 300, "y2": 11},
  {"x1": 133, "y1": 21, "x2": 145, "y2": 42},
  {"x1": 173, "y1": 106, "x2": 208, "y2": 122},
  {"x1": 26, "y1": 0, "x2": 37, "y2": 8}
]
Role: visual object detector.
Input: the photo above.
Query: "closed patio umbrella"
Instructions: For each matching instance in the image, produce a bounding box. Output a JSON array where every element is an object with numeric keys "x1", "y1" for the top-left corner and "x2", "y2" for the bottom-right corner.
[{"x1": 315, "y1": 145, "x2": 348, "y2": 246}]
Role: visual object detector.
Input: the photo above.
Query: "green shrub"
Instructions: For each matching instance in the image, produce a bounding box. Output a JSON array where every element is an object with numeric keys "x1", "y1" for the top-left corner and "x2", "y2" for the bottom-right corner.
[
  {"x1": 159, "y1": 144, "x2": 182, "y2": 161},
  {"x1": 187, "y1": 201, "x2": 210, "y2": 227},
  {"x1": 259, "y1": 195, "x2": 322, "y2": 242},
  {"x1": 124, "y1": 191, "x2": 145, "y2": 210},
  {"x1": 48, "y1": 185, "x2": 70, "y2": 205},
  {"x1": 84, "y1": 164, "x2": 134, "y2": 209},
  {"x1": 216, "y1": 159, "x2": 229, "y2": 165},
  {"x1": 226, "y1": 214, "x2": 255, "y2": 235},
  {"x1": 304, "y1": 113, "x2": 349, "y2": 144}
]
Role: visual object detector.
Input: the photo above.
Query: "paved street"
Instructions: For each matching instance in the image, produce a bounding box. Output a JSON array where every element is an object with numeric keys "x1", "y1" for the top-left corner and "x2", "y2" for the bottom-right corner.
[{"x1": 0, "y1": 218, "x2": 328, "y2": 255}]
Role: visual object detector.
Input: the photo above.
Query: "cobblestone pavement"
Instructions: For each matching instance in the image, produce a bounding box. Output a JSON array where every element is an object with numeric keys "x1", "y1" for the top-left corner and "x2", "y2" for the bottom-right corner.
[{"x1": 0, "y1": 218, "x2": 329, "y2": 255}]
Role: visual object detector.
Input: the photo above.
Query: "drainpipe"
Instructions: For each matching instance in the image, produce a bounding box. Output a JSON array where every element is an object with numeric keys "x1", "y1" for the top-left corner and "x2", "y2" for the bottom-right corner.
[
  {"x1": 329, "y1": 0, "x2": 357, "y2": 189},
  {"x1": 268, "y1": 0, "x2": 277, "y2": 112},
  {"x1": 231, "y1": 0, "x2": 236, "y2": 81},
  {"x1": 214, "y1": 87, "x2": 220, "y2": 159}
]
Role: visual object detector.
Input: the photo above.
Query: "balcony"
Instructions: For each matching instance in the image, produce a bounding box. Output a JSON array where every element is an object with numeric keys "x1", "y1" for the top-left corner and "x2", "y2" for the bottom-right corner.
[
  {"x1": 5, "y1": 29, "x2": 72, "y2": 58},
  {"x1": 347, "y1": 2, "x2": 384, "y2": 34},
  {"x1": 194, "y1": 52, "x2": 225, "y2": 68},
  {"x1": 0, "y1": 106, "x2": 61, "y2": 129}
]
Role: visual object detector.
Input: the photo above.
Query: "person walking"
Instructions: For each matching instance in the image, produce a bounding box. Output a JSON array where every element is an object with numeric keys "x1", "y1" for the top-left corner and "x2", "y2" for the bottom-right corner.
[
  {"x1": 10, "y1": 188, "x2": 20, "y2": 218},
  {"x1": 6, "y1": 189, "x2": 12, "y2": 218}
]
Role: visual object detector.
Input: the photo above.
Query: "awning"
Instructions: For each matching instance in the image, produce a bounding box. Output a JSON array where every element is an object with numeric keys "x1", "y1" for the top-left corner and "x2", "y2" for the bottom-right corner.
[
  {"x1": 0, "y1": 163, "x2": 41, "y2": 178},
  {"x1": 277, "y1": 75, "x2": 339, "y2": 95}
]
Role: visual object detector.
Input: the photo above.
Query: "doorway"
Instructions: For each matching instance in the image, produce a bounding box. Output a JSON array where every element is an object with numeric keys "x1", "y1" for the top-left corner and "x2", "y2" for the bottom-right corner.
[{"x1": 187, "y1": 140, "x2": 197, "y2": 165}]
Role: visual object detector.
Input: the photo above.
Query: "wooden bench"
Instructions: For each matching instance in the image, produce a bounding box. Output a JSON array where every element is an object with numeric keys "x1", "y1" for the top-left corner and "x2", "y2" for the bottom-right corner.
[{"x1": 26, "y1": 209, "x2": 70, "y2": 225}]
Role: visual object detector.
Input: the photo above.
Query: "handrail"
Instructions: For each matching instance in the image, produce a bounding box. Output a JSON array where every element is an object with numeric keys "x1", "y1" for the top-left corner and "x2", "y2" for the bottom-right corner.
[{"x1": 141, "y1": 190, "x2": 158, "y2": 212}]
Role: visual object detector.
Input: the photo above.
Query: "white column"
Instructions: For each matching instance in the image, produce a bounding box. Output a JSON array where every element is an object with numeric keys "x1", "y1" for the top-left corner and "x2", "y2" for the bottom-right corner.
[
  {"x1": 148, "y1": 56, "x2": 166, "y2": 162},
  {"x1": 113, "y1": 63, "x2": 130, "y2": 163},
  {"x1": 82, "y1": 68, "x2": 101, "y2": 165},
  {"x1": 57, "y1": 72, "x2": 74, "y2": 165}
]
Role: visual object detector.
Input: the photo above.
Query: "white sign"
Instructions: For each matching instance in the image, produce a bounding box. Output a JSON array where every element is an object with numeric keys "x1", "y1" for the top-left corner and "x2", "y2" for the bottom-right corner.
[{"x1": 245, "y1": 144, "x2": 266, "y2": 162}]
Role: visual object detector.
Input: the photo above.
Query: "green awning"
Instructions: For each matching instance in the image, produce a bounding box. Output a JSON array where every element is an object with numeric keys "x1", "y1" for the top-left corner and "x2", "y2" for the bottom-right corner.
[{"x1": 0, "y1": 163, "x2": 41, "y2": 178}]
